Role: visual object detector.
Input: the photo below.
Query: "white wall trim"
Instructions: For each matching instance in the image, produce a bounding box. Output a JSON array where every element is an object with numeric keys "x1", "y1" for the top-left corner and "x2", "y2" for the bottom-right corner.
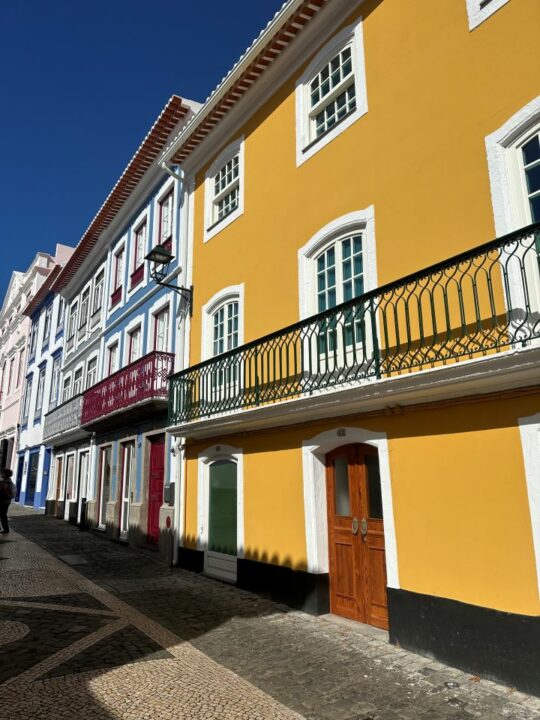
[
  {"x1": 295, "y1": 19, "x2": 368, "y2": 167},
  {"x1": 301, "y1": 426, "x2": 399, "y2": 589},
  {"x1": 518, "y1": 411, "x2": 540, "y2": 599},
  {"x1": 203, "y1": 137, "x2": 245, "y2": 243},
  {"x1": 485, "y1": 95, "x2": 540, "y2": 236},
  {"x1": 201, "y1": 283, "x2": 245, "y2": 360},
  {"x1": 197, "y1": 443, "x2": 244, "y2": 579},
  {"x1": 298, "y1": 207, "x2": 377, "y2": 319},
  {"x1": 465, "y1": 0, "x2": 511, "y2": 31}
]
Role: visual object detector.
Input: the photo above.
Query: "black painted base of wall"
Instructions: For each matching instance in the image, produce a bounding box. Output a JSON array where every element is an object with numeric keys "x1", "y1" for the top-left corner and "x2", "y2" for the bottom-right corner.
[
  {"x1": 178, "y1": 547, "x2": 204, "y2": 573},
  {"x1": 237, "y1": 558, "x2": 329, "y2": 615},
  {"x1": 388, "y1": 588, "x2": 540, "y2": 697},
  {"x1": 176, "y1": 549, "x2": 329, "y2": 615}
]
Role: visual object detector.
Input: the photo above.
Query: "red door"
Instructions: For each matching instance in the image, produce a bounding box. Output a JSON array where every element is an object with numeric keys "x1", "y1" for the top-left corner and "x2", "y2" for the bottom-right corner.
[{"x1": 147, "y1": 435, "x2": 165, "y2": 545}]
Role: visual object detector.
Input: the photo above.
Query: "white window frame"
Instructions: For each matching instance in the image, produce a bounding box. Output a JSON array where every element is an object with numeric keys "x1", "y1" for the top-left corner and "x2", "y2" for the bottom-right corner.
[
  {"x1": 79, "y1": 285, "x2": 90, "y2": 330},
  {"x1": 85, "y1": 353, "x2": 98, "y2": 390},
  {"x1": 72, "y1": 364, "x2": 84, "y2": 396},
  {"x1": 204, "y1": 137, "x2": 245, "y2": 243},
  {"x1": 154, "y1": 179, "x2": 176, "y2": 247},
  {"x1": 201, "y1": 285, "x2": 245, "y2": 361},
  {"x1": 91, "y1": 267, "x2": 105, "y2": 321},
  {"x1": 49, "y1": 354, "x2": 61, "y2": 406},
  {"x1": 124, "y1": 314, "x2": 145, "y2": 365},
  {"x1": 148, "y1": 296, "x2": 173, "y2": 354},
  {"x1": 61, "y1": 373, "x2": 72, "y2": 403},
  {"x1": 67, "y1": 301, "x2": 78, "y2": 340},
  {"x1": 35, "y1": 365, "x2": 46, "y2": 415},
  {"x1": 295, "y1": 20, "x2": 367, "y2": 167},
  {"x1": 42, "y1": 305, "x2": 52, "y2": 346},
  {"x1": 465, "y1": 0, "x2": 511, "y2": 31},
  {"x1": 22, "y1": 376, "x2": 32, "y2": 420}
]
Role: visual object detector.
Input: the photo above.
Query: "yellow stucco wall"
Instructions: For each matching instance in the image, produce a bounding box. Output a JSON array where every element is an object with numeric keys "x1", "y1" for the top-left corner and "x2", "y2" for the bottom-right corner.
[
  {"x1": 184, "y1": 391, "x2": 539, "y2": 616},
  {"x1": 188, "y1": 0, "x2": 540, "y2": 366}
]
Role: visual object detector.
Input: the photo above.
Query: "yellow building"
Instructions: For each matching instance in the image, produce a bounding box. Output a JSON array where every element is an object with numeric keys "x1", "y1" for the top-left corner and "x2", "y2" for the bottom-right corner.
[{"x1": 161, "y1": 0, "x2": 540, "y2": 694}]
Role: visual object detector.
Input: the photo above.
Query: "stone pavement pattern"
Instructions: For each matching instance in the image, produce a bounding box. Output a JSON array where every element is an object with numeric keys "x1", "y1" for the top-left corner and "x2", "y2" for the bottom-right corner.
[{"x1": 0, "y1": 506, "x2": 538, "y2": 720}]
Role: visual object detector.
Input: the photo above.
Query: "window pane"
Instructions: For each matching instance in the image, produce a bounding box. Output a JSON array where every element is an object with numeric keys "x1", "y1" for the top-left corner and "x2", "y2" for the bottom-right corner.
[
  {"x1": 333, "y1": 454, "x2": 350, "y2": 516},
  {"x1": 366, "y1": 453, "x2": 383, "y2": 519},
  {"x1": 522, "y1": 135, "x2": 540, "y2": 165},
  {"x1": 208, "y1": 460, "x2": 237, "y2": 555},
  {"x1": 525, "y1": 164, "x2": 540, "y2": 195},
  {"x1": 529, "y1": 194, "x2": 540, "y2": 222}
]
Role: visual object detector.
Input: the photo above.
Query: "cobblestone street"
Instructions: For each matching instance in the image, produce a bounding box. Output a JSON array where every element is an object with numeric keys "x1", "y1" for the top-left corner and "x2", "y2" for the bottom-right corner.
[{"x1": 1, "y1": 506, "x2": 539, "y2": 720}]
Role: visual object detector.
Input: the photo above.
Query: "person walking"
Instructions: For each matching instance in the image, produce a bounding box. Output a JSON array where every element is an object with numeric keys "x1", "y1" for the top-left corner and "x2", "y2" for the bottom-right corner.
[{"x1": 0, "y1": 468, "x2": 16, "y2": 535}]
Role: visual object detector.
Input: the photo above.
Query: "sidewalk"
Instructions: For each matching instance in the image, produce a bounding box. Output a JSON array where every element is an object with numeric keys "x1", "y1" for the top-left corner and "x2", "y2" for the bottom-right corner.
[{"x1": 2, "y1": 504, "x2": 539, "y2": 720}]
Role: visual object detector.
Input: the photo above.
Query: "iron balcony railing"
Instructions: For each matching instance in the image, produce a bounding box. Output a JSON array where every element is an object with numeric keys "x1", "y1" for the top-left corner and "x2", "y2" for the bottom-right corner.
[
  {"x1": 169, "y1": 223, "x2": 540, "y2": 425},
  {"x1": 81, "y1": 350, "x2": 174, "y2": 426},
  {"x1": 43, "y1": 393, "x2": 84, "y2": 442}
]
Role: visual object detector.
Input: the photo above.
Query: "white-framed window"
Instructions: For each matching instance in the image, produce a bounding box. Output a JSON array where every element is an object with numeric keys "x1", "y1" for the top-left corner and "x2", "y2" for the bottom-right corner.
[
  {"x1": 204, "y1": 138, "x2": 245, "y2": 242},
  {"x1": 295, "y1": 20, "x2": 367, "y2": 167},
  {"x1": 158, "y1": 189, "x2": 174, "y2": 246},
  {"x1": 67, "y1": 302, "x2": 78, "y2": 339},
  {"x1": 108, "y1": 342, "x2": 119, "y2": 374},
  {"x1": 86, "y1": 356, "x2": 97, "y2": 389},
  {"x1": 153, "y1": 308, "x2": 169, "y2": 352},
  {"x1": 16, "y1": 349, "x2": 24, "y2": 388},
  {"x1": 49, "y1": 355, "x2": 61, "y2": 406},
  {"x1": 29, "y1": 322, "x2": 37, "y2": 356},
  {"x1": 79, "y1": 288, "x2": 90, "y2": 329},
  {"x1": 133, "y1": 222, "x2": 146, "y2": 271},
  {"x1": 113, "y1": 247, "x2": 124, "y2": 292},
  {"x1": 128, "y1": 325, "x2": 142, "y2": 363},
  {"x1": 92, "y1": 270, "x2": 104, "y2": 316},
  {"x1": 56, "y1": 297, "x2": 65, "y2": 331},
  {"x1": 35, "y1": 366, "x2": 46, "y2": 415},
  {"x1": 212, "y1": 301, "x2": 239, "y2": 356},
  {"x1": 42, "y1": 305, "x2": 52, "y2": 346},
  {"x1": 518, "y1": 130, "x2": 540, "y2": 223},
  {"x1": 72, "y1": 367, "x2": 83, "y2": 396},
  {"x1": 465, "y1": 0, "x2": 511, "y2": 31},
  {"x1": 62, "y1": 375, "x2": 71, "y2": 403},
  {"x1": 22, "y1": 377, "x2": 32, "y2": 419}
]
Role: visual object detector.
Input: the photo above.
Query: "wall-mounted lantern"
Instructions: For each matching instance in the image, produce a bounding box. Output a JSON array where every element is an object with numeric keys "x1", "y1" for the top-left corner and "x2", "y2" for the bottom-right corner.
[{"x1": 145, "y1": 245, "x2": 193, "y2": 315}]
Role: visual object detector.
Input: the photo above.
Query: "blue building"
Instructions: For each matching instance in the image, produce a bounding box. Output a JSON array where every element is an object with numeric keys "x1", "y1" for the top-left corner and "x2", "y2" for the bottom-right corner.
[
  {"x1": 17, "y1": 245, "x2": 74, "y2": 509},
  {"x1": 43, "y1": 95, "x2": 198, "y2": 559}
]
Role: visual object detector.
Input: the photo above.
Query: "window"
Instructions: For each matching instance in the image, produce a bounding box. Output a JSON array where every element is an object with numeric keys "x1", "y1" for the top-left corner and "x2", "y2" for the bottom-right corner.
[
  {"x1": 465, "y1": 0, "x2": 511, "y2": 30},
  {"x1": 35, "y1": 367, "x2": 46, "y2": 414},
  {"x1": 133, "y1": 223, "x2": 146, "y2": 270},
  {"x1": 519, "y1": 131, "x2": 540, "y2": 223},
  {"x1": 72, "y1": 367, "x2": 83, "y2": 396},
  {"x1": 204, "y1": 138, "x2": 244, "y2": 241},
  {"x1": 22, "y1": 377, "x2": 32, "y2": 419},
  {"x1": 67, "y1": 302, "x2": 78, "y2": 339},
  {"x1": 29, "y1": 322, "x2": 37, "y2": 356},
  {"x1": 212, "y1": 302, "x2": 239, "y2": 356},
  {"x1": 42, "y1": 306, "x2": 52, "y2": 346},
  {"x1": 128, "y1": 325, "x2": 141, "y2": 363},
  {"x1": 86, "y1": 357, "x2": 97, "y2": 389},
  {"x1": 7, "y1": 357, "x2": 14, "y2": 395},
  {"x1": 79, "y1": 288, "x2": 90, "y2": 328},
  {"x1": 16, "y1": 349, "x2": 24, "y2": 388},
  {"x1": 154, "y1": 309, "x2": 169, "y2": 352},
  {"x1": 316, "y1": 235, "x2": 364, "y2": 312},
  {"x1": 62, "y1": 375, "x2": 71, "y2": 403},
  {"x1": 92, "y1": 271, "x2": 104, "y2": 315},
  {"x1": 296, "y1": 21, "x2": 367, "y2": 166},
  {"x1": 114, "y1": 248, "x2": 124, "y2": 291},
  {"x1": 56, "y1": 297, "x2": 65, "y2": 330},
  {"x1": 108, "y1": 342, "x2": 119, "y2": 374},
  {"x1": 49, "y1": 355, "x2": 61, "y2": 406},
  {"x1": 158, "y1": 191, "x2": 174, "y2": 245}
]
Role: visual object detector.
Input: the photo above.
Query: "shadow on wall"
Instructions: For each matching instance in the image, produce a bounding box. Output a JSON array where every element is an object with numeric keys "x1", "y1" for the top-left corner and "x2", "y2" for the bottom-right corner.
[{"x1": 5, "y1": 510, "x2": 295, "y2": 720}]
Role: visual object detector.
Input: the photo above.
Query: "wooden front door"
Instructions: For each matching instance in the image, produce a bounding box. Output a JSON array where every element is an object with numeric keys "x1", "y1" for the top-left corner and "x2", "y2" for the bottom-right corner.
[
  {"x1": 147, "y1": 435, "x2": 165, "y2": 545},
  {"x1": 54, "y1": 456, "x2": 63, "y2": 517},
  {"x1": 325, "y1": 444, "x2": 388, "y2": 629}
]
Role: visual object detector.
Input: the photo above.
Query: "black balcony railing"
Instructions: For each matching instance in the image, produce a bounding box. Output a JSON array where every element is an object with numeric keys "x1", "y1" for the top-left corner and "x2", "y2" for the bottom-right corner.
[{"x1": 169, "y1": 223, "x2": 540, "y2": 425}]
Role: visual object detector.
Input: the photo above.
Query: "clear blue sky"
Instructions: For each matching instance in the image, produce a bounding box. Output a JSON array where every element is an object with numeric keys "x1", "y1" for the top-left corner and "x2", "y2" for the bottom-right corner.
[{"x1": 0, "y1": 0, "x2": 285, "y2": 299}]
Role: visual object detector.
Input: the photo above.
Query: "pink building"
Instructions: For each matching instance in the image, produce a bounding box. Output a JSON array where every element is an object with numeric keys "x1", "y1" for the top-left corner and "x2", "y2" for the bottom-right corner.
[{"x1": 0, "y1": 246, "x2": 72, "y2": 472}]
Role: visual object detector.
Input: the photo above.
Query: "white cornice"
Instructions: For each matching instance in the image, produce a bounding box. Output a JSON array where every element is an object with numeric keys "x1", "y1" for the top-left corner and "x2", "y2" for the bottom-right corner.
[{"x1": 168, "y1": 346, "x2": 540, "y2": 439}]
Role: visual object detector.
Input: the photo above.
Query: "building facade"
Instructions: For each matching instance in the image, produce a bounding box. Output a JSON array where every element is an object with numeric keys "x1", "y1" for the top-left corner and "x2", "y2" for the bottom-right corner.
[
  {"x1": 0, "y1": 252, "x2": 57, "y2": 477},
  {"x1": 17, "y1": 245, "x2": 74, "y2": 510},
  {"x1": 43, "y1": 95, "x2": 198, "y2": 559},
  {"x1": 161, "y1": 0, "x2": 540, "y2": 696}
]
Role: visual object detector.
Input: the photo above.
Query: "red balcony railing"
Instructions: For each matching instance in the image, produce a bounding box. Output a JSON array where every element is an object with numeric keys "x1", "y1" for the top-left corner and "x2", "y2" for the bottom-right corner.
[{"x1": 81, "y1": 351, "x2": 174, "y2": 426}]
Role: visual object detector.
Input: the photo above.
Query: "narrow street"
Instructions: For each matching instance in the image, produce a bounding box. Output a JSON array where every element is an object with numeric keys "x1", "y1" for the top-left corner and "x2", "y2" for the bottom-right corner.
[{"x1": 1, "y1": 505, "x2": 538, "y2": 720}]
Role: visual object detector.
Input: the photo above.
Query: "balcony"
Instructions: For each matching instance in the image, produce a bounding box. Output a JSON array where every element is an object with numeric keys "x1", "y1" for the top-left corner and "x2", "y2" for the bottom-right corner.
[
  {"x1": 81, "y1": 351, "x2": 174, "y2": 430},
  {"x1": 43, "y1": 394, "x2": 87, "y2": 445},
  {"x1": 169, "y1": 223, "x2": 540, "y2": 431}
]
